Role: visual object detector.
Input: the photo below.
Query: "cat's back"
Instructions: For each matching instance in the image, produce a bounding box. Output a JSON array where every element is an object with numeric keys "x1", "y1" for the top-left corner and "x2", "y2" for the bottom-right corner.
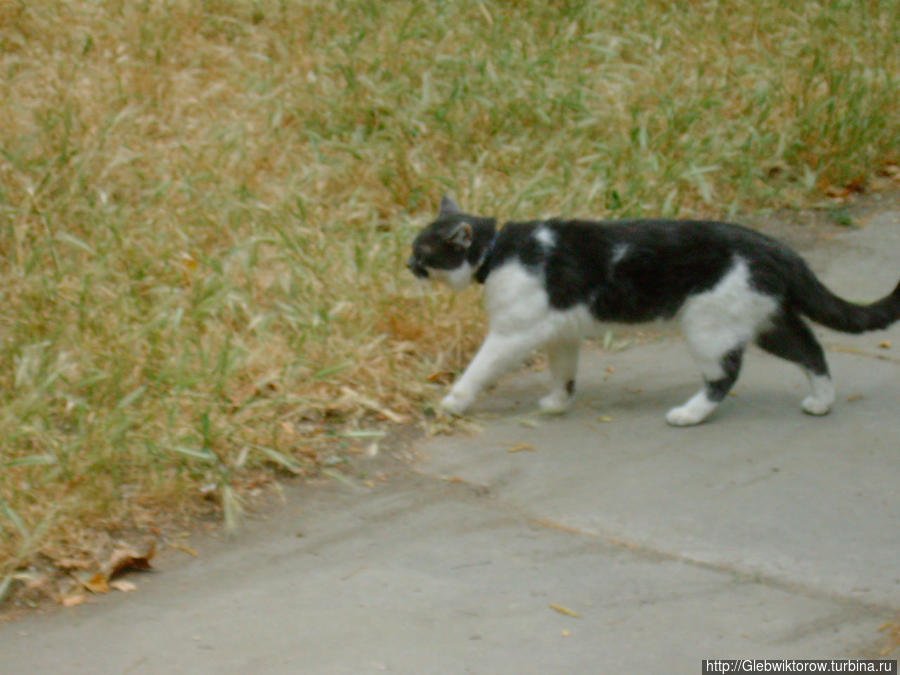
[
  {"x1": 486, "y1": 217, "x2": 797, "y2": 321},
  {"x1": 591, "y1": 218, "x2": 789, "y2": 253},
  {"x1": 489, "y1": 216, "x2": 797, "y2": 279},
  {"x1": 497, "y1": 217, "x2": 786, "y2": 251}
]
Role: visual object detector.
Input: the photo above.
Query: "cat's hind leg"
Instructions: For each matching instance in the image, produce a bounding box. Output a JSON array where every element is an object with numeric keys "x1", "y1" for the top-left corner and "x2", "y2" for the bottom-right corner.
[
  {"x1": 666, "y1": 346, "x2": 745, "y2": 426},
  {"x1": 539, "y1": 339, "x2": 580, "y2": 414},
  {"x1": 668, "y1": 262, "x2": 773, "y2": 425},
  {"x1": 755, "y1": 311, "x2": 833, "y2": 415}
]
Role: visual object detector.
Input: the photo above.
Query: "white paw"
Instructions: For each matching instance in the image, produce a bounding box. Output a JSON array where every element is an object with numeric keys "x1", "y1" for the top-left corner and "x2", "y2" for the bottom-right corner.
[
  {"x1": 665, "y1": 403, "x2": 712, "y2": 427},
  {"x1": 802, "y1": 395, "x2": 832, "y2": 416},
  {"x1": 666, "y1": 406, "x2": 703, "y2": 426},
  {"x1": 802, "y1": 376, "x2": 834, "y2": 416},
  {"x1": 539, "y1": 391, "x2": 572, "y2": 415},
  {"x1": 666, "y1": 391, "x2": 717, "y2": 427},
  {"x1": 440, "y1": 391, "x2": 473, "y2": 416}
]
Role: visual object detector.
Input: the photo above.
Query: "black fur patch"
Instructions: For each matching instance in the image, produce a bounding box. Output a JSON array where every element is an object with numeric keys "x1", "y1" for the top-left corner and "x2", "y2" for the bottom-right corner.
[
  {"x1": 705, "y1": 348, "x2": 744, "y2": 402},
  {"x1": 756, "y1": 311, "x2": 829, "y2": 376},
  {"x1": 479, "y1": 219, "x2": 799, "y2": 323}
]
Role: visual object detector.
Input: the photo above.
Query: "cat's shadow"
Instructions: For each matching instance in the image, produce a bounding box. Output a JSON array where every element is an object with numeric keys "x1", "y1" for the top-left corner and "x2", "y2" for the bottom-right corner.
[{"x1": 469, "y1": 375, "x2": 811, "y2": 426}]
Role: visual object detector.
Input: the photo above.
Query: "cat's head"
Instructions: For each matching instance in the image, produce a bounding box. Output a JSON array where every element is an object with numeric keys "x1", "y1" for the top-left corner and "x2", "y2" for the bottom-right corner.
[{"x1": 406, "y1": 195, "x2": 496, "y2": 290}]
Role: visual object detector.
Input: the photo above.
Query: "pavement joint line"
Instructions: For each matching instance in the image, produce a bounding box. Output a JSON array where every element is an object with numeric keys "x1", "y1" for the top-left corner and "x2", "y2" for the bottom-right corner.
[
  {"x1": 420, "y1": 465, "x2": 900, "y2": 618},
  {"x1": 524, "y1": 513, "x2": 900, "y2": 618}
]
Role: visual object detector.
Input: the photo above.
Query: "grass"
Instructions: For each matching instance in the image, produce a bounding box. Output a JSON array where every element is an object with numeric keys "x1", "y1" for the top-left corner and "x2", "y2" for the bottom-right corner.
[{"x1": 1, "y1": 0, "x2": 898, "y2": 597}]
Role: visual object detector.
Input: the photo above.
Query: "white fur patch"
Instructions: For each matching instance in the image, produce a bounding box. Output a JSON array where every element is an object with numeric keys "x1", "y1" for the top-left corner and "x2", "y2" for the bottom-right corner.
[
  {"x1": 484, "y1": 263, "x2": 595, "y2": 341},
  {"x1": 430, "y1": 262, "x2": 474, "y2": 290},
  {"x1": 484, "y1": 263, "x2": 551, "y2": 333},
  {"x1": 534, "y1": 227, "x2": 556, "y2": 249},
  {"x1": 679, "y1": 257, "x2": 777, "y2": 373},
  {"x1": 611, "y1": 243, "x2": 629, "y2": 265}
]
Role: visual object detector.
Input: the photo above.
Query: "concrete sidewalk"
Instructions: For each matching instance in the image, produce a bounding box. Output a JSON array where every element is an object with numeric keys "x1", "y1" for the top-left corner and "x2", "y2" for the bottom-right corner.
[{"x1": 2, "y1": 203, "x2": 899, "y2": 673}]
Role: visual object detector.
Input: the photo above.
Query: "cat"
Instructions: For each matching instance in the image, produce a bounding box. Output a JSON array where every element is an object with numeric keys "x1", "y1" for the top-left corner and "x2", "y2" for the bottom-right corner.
[{"x1": 406, "y1": 195, "x2": 900, "y2": 426}]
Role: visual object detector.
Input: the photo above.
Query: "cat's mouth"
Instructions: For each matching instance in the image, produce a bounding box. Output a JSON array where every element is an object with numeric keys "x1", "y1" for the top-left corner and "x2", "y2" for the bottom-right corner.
[{"x1": 406, "y1": 256, "x2": 430, "y2": 279}]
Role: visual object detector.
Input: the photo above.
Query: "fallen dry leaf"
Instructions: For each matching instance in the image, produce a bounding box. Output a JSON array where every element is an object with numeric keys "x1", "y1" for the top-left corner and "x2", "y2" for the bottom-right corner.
[
  {"x1": 338, "y1": 386, "x2": 408, "y2": 423},
  {"x1": 505, "y1": 443, "x2": 536, "y2": 453},
  {"x1": 68, "y1": 541, "x2": 156, "y2": 598},
  {"x1": 169, "y1": 541, "x2": 199, "y2": 557},
  {"x1": 110, "y1": 580, "x2": 137, "y2": 592},
  {"x1": 456, "y1": 419, "x2": 484, "y2": 434},
  {"x1": 878, "y1": 340, "x2": 891, "y2": 349},
  {"x1": 878, "y1": 621, "x2": 900, "y2": 656},
  {"x1": 61, "y1": 592, "x2": 87, "y2": 607},
  {"x1": 105, "y1": 540, "x2": 155, "y2": 580},
  {"x1": 549, "y1": 603, "x2": 580, "y2": 618},
  {"x1": 79, "y1": 571, "x2": 109, "y2": 594},
  {"x1": 426, "y1": 371, "x2": 455, "y2": 384},
  {"x1": 597, "y1": 415, "x2": 613, "y2": 423}
]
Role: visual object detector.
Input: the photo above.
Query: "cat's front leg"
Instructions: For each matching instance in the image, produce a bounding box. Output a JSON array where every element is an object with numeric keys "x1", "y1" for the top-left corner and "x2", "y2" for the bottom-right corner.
[
  {"x1": 440, "y1": 331, "x2": 543, "y2": 415},
  {"x1": 439, "y1": 390, "x2": 477, "y2": 416},
  {"x1": 539, "y1": 339, "x2": 580, "y2": 414}
]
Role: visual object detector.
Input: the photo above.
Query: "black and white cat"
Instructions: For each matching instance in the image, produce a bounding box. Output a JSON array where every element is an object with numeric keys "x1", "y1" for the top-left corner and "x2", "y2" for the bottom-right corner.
[{"x1": 407, "y1": 196, "x2": 900, "y2": 426}]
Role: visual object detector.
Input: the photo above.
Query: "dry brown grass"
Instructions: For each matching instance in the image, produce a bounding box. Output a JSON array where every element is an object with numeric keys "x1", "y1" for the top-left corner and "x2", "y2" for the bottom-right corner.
[{"x1": 1, "y1": 0, "x2": 898, "y2": 602}]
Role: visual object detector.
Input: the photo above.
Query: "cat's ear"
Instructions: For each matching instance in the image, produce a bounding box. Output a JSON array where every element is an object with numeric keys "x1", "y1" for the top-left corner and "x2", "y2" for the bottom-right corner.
[
  {"x1": 439, "y1": 195, "x2": 461, "y2": 217},
  {"x1": 449, "y1": 222, "x2": 473, "y2": 249}
]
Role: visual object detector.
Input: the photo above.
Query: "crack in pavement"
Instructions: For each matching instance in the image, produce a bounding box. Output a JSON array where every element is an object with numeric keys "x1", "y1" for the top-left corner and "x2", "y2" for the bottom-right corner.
[{"x1": 417, "y1": 468, "x2": 900, "y2": 618}]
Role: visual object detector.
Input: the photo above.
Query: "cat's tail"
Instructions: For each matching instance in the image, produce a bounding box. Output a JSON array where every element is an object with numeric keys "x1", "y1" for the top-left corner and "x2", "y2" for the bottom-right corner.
[{"x1": 791, "y1": 262, "x2": 900, "y2": 333}]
